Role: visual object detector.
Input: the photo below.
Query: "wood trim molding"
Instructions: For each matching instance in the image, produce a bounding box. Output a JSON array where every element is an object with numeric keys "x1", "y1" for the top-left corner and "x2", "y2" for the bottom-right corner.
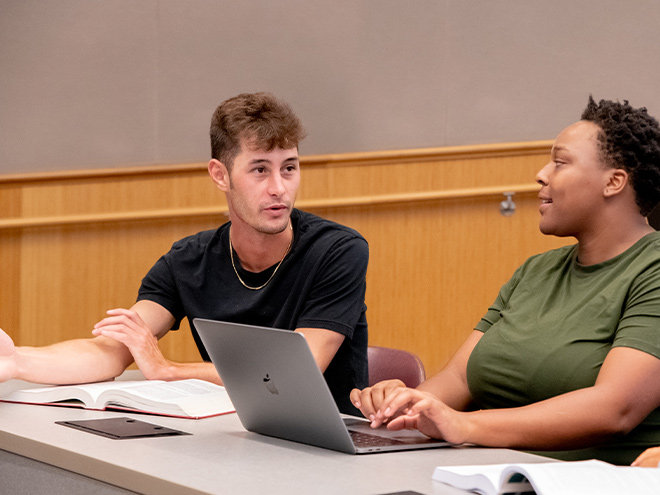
[
  {"x1": 302, "y1": 140, "x2": 553, "y2": 165},
  {"x1": 0, "y1": 183, "x2": 540, "y2": 230},
  {"x1": 0, "y1": 140, "x2": 553, "y2": 184},
  {"x1": 0, "y1": 140, "x2": 557, "y2": 376},
  {"x1": 0, "y1": 140, "x2": 550, "y2": 229}
]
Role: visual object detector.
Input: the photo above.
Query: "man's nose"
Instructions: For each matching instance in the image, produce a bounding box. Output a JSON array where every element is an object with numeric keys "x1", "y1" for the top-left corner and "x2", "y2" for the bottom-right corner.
[{"x1": 267, "y1": 174, "x2": 285, "y2": 196}]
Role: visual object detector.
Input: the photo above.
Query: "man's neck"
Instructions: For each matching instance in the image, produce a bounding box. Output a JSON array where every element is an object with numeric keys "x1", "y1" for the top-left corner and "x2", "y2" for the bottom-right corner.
[{"x1": 229, "y1": 222, "x2": 293, "y2": 273}]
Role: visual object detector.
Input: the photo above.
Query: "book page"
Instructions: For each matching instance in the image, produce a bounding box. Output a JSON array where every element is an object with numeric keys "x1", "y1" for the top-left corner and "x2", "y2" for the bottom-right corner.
[
  {"x1": 432, "y1": 464, "x2": 503, "y2": 495},
  {"x1": 503, "y1": 460, "x2": 660, "y2": 495},
  {"x1": 1, "y1": 380, "x2": 154, "y2": 408},
  {"x1": 99, "y1": 379, "x2": 234, "y2": 417},
  {"x1": 2, "y1": 379, "x2": 233, "y2": 418},
  {"x1": 435, "y1": 460, "x2": 660, "y2": 495},
  {"x1": 113, "y1": 379, "x2": 223, "y2": 402}
]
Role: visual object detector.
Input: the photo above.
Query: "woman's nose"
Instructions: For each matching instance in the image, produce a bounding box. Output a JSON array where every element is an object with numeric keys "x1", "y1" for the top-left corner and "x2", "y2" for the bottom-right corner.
[{"x1": 536, "y1": 162, "x2": 552, "y2": 186}]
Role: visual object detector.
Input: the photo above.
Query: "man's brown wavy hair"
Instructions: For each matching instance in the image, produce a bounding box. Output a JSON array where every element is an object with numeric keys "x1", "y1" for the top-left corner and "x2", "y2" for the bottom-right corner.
[{"x1": 210, "y1": 92, "x2": 306, "y2": 173}]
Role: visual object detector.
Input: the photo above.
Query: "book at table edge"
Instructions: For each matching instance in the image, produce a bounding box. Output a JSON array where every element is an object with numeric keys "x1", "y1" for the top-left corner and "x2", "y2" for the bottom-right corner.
[{"x1": 0, "y1": 379, "x2": 236, "y2": 419}]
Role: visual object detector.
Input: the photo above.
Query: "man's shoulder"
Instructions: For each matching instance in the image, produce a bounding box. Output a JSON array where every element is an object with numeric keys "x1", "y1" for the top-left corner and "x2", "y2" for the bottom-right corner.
[
  {"x1": 168, "y1": 226, "x2": 226, "y2": 255},
  {"x1": 294, "y1": 209, "x2": 366, "y2": 243}
]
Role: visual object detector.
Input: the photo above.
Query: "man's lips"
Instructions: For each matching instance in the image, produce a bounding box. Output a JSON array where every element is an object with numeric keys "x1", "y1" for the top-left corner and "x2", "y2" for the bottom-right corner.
[{"x1": 263, "y1": 204, "x2": 290, "y2": 213}]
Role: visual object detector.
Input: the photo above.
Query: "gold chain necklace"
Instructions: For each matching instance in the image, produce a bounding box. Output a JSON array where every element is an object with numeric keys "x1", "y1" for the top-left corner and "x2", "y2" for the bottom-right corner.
[{"x1": 229, "y1": 224, "x2": 293, "y2": 290}]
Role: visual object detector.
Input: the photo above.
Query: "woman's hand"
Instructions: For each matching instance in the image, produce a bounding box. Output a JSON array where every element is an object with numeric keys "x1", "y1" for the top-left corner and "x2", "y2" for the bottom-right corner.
[
  {"x1": 350, "y1": 379, "x2": 469, "y2": 444},
  {"x1": 350, "y1": 379, "x2": 407, "y2": 426},
  {"x1": 632, "y1": 446, "x2": 660, "y2": 467},
  {"x1": 371, "y1": 385, "x2": 469, "y2": 444}
]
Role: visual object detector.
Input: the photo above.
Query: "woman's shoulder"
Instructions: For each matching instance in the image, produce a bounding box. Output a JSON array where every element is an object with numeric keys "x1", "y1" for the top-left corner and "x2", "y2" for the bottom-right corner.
[{"x1": 521, "y1": 243, "x2": 577, "y2": 269}]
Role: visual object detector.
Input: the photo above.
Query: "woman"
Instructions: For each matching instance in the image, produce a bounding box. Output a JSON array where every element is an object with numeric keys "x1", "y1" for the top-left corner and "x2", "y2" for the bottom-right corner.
[{"x1": 351, "y1": 97, "x2": 660, "y2": 465}]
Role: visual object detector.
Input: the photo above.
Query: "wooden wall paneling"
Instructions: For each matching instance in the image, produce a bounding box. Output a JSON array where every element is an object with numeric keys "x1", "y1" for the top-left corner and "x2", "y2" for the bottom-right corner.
[
  {"x1": 16, "y1": 219, "x2": 217, "y2": 361},
  {"x1": 1, "y1": 142, "x2": 571, "y2": 377},
  {"x1": 16, "y1": 170, "x2": 220, "y2": 220},
  {"x1": 0, "y1": 184, "x2": 22, "y2": 339},
  {"x1": 312, "y1": 194, "x2": 569, "y2": 376},
  {"x1": 0, "y1": 231, "x2": 21, "y2": 340},
  {"x1": 297, "y1": 144, "x2": 566, "y2": 375}
]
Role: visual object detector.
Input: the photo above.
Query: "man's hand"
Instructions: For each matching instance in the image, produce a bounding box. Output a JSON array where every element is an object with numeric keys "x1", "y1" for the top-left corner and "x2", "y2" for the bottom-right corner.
[
  {"x1": 0, "y1": 328, "x2": 18, "y2": 382},
  {"x1": 92, "y1": 308, "x2": 174, "y2": 380}
]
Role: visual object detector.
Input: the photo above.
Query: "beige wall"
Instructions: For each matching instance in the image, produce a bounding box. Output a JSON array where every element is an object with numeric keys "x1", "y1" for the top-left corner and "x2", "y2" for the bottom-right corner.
[
  {"x1": 0, "y1": 142, "x2": 571, "y2": 376},
  {"x1": 2, "y1": 1, "x2": 660, "y2": 175}
]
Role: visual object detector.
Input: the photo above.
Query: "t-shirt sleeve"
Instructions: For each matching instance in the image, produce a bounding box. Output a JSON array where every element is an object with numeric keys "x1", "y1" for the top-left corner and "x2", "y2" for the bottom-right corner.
[
  {"x1": 294, "y1": 236, "x2": 368, "y2": 338},
  {"x1": 474, "y1": 266, "x2": 523, "y2": 333},
  {"x1": 614, "y1": 264, "x2": 660, "y2": 360},
  {"x1": 136, "y1": 252, "x2": 186, "y2": 330}
]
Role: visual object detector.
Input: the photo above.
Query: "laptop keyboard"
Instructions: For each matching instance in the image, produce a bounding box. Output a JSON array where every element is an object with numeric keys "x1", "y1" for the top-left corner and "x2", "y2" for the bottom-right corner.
[{"x1": 349, "y1": 429, "x2": 407, "y2": 447}]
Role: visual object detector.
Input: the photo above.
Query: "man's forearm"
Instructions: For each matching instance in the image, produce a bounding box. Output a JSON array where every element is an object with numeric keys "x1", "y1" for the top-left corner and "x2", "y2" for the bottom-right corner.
[
  {"x1": 156, "y1": 360, "x2": 223, "y2": 385},
  {"x1": 15, "y1": 337, "x2": 133, "y2": 384}
]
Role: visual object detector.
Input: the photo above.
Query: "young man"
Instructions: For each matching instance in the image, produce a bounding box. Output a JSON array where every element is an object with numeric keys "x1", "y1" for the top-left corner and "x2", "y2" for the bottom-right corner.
[{"x1": 0, "y1": 92, "x2": 368, "y2": 414}]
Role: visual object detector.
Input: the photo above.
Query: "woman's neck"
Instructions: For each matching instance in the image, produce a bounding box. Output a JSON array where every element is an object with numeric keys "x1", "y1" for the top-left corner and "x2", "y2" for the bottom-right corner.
[{"x1": 577, "y1": 219, "x2": 654, "y2": 266}]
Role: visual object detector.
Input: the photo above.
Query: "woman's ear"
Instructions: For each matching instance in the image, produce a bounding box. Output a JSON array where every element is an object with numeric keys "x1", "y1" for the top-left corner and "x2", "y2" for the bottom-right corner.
[
  {"x1": 208, "y1": 159, "x2": 230, "y2": 192},
  {"x1": 604, "y1": 168, "x2": 629, "y2": 198}
]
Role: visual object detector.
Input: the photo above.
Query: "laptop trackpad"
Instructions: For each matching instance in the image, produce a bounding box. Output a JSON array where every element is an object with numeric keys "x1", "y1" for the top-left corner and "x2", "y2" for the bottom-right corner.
[{"x1": 343, "y1": 417, "x2": 442, "y2": 445}]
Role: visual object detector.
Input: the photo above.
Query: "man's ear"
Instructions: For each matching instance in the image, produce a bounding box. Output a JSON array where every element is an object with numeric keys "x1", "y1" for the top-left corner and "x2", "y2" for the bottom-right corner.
[
  {"x1": 604, "y1": 168, "x2": 629, "y2": 198},
  {"x1": 208, "y1": 159, "x2": 230, "y2": 192}
]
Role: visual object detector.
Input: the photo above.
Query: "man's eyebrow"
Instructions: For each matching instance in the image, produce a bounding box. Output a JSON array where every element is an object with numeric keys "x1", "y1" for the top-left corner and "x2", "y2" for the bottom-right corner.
[
  {"x1": 248, "y1": 156, "x2": 299, "y2": 165},
  {"x1": 248, "y1": 158, "x2": 271, "y2": 165}
]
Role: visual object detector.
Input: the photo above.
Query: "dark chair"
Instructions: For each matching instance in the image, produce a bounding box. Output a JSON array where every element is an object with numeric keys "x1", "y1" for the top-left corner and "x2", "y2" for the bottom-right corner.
[{"x1": 367, "y1": 346, "x2": 426, "y2": 388}]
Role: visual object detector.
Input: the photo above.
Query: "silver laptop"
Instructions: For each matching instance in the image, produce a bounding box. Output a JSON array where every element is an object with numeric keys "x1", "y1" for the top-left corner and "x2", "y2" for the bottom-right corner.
[{"x1": 193, "y1": 318, "x2": 452, "y2": 454}]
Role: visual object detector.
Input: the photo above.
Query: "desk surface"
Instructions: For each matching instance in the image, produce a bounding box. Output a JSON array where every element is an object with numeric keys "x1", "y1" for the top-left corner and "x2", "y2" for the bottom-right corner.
[{"x1": 0, "y1": 374, "x2": 551, "y2": 495}]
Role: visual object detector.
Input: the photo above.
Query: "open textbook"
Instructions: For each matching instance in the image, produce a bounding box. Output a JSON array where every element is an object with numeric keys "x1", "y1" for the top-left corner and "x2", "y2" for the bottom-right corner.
[
  {"x1": 1, "y1": 379, "x2": 235, "y2": 419},
  {"x1": 432, "y1": 459, "x2": 660, "y2": 495}
]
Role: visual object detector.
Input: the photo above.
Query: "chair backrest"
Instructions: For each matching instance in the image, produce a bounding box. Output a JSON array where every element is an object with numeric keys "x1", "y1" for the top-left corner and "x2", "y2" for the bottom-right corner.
[{"x1": 367, "y1": 346, "x2": 426, "y2": 388}]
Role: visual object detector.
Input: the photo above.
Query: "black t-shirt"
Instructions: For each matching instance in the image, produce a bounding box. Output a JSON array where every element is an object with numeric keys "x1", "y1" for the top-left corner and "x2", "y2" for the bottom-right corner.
[{"x1": 137, "y1": 209, "x2": 369, "y2": 414}]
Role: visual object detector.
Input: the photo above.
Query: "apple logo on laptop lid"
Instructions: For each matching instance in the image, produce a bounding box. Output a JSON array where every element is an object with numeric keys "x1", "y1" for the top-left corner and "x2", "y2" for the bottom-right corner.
[{"x1": 263, "y1": 374, "x2": 279, "y2": 395}]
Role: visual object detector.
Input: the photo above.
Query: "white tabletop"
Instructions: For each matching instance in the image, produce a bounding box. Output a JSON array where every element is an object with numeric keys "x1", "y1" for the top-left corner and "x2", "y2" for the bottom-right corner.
[{"x1": 0, "y1": 375, "x2": 552, "y2": 495}]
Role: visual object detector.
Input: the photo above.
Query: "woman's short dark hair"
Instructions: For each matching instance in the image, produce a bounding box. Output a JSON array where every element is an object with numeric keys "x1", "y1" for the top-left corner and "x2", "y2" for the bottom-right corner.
[
  {"x1": 210, "y1": 92, "x2": 306, "y2": 172},
  {"x1": 581, "y1": 96, "x2": 660, "y2": 216}
]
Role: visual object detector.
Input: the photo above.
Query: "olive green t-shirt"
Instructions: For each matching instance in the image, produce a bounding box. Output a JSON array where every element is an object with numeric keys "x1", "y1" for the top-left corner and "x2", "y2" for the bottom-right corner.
[{"x1": 467, "y1": 231, "x2": 660, "y2": 465}]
